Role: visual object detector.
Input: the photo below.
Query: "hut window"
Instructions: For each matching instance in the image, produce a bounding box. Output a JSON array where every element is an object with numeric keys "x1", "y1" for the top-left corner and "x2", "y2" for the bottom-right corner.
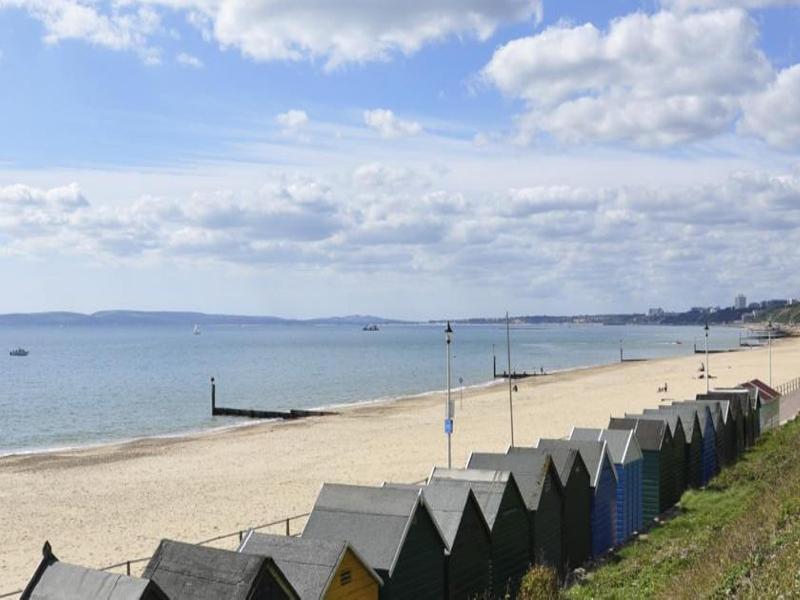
[{"x1": 339, "y1": 570, "x2": 352, "y2": 586}]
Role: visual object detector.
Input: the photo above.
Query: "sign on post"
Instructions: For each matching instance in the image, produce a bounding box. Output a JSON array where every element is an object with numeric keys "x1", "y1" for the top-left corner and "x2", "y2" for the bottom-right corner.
[{"x1": 444, "y1": 419, "x2": 453, "y2": 434}]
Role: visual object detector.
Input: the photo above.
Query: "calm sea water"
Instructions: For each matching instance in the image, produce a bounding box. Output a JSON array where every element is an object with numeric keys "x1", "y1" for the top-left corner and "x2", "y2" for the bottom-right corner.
[{"x1": 0, "y1": 323, "x2": 744, "y2": 454}]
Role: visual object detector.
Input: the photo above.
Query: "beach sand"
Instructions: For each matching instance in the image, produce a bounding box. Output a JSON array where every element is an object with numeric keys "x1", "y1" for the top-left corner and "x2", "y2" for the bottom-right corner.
[{"x1": 2, "y1": 336, "x2": 799, "y2": 590}]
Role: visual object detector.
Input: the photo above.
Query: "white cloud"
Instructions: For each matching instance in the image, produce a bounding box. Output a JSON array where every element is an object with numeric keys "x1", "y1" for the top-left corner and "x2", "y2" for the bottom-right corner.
[
  {"x1": 663, "y1": 0, "x2": 800, "y2": 11},
  {"x1": 740, "y1": 65, "x2": 800, "y2": 149},
  {"x1": 3, "y1": 0, "x2": 542, "y2": 68},
  {"x1": 364, "y1": 109, "x2": 423, "y2": 138},
  {"x1": 276, "y1": 109, "x2": 309, "y2": 131},
  {"x1": 176, "y1": 51, "x2": 203, "y2": 68},
  {"x1": 0, "y1": 0, "x2": 162, "y2": 63},
  {"x1": 483, "y1": 9, "x2": 774, "y2": 146}
]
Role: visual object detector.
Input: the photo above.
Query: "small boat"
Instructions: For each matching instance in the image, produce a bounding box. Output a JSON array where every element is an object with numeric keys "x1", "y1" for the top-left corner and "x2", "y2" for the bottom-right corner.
[
  {"x1": 193, "y1": 324, "x2": 201, "y2": 335},
  {"x1": 10, "y1": 347, "x2": 29, "y2": 357},
  {"x1": 362, "y1": 324, "x2": 379, "y2": 331}
]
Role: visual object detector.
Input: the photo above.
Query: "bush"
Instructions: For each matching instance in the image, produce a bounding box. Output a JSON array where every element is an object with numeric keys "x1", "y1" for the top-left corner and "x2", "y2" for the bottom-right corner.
[{"x1": 518, "y1": 565, "x2": 559, "y2": 599}]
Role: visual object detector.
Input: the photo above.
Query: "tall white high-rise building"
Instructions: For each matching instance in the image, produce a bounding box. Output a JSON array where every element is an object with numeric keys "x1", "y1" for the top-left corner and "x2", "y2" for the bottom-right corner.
[{"x1": 734, "y1": 293, "x2": 747, "y2": 310}]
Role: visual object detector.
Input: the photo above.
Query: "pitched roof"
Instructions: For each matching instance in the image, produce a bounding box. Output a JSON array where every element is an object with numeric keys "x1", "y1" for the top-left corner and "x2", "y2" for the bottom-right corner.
[
  {"x1": 699, "y1": 390, "x2": 751, "y2": 416},
  {"x1": 608, "y1": 417, "x2": 668, "y2": 451},
  {"x1": 743, "y1": 379, "x2": 780, "y2": 403},
  {"x1": 301, "y1": 484, "x2": 445, "y2": 576},
  {"x1": 237, "y1": 532, "x2": 381, "y2": 600},
  {"x1": 536, "y1": 439, "x2": 617, "y2": 488},
  {"x1": 466, "y1": 451, "x2": 553, "y2": 512},
  {"x1": 672, "y1": 401, "x2": 722, "y2": 436},
  {"x1": 570, "y1": 427, "x2": 642, "y2": 465},
  {"x1": 427, "y1": 467, "x2": 523, "y2": 530},
  {"x1": 420, "y1": 485, "x2": 490, "y2": 550},
  {"x1": 507, "y1": 445, "x2": 583, "y2": 489},
  {"x1": 22, "y1": 543, "x2": 165, "y2": 600},
  {"x1": 693, "y1": 396, "x2": 732, "y2": 423},
  {"x1": 143, "y1": 539, "x2": 297, "y2": 600},
  {"x1": 644, "y1": 407, "x2": 700, "y2": 439},
  {"x1": 626, "y1": 412, "x2": 684, "y2": 442}
]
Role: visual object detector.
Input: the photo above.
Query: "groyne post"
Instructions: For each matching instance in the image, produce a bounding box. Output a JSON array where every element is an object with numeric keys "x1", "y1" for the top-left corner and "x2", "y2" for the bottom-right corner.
[{"x1": 211, "y1": 377, "x2": 216, "y2": 415}]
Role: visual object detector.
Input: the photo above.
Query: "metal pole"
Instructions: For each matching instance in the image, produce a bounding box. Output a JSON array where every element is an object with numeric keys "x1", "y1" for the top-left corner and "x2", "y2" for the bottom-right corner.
[
  {"x1": 704, "y1": 324, "x2": 709, "y2": 393},
  {"x1": 445, "y1": 321, "x2": 453, "y2": 469},
  {"x1": 769, "y1": 321, "x2": 773, "y2": 387},
  {"x1": 506, "y1": 312, "x2": 515, "y2": 448}
]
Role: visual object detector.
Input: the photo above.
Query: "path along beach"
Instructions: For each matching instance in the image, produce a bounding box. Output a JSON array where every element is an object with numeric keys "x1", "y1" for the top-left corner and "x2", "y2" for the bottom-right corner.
[{"x1": 2, "y1": 336, "x2": 798, "y2": 590}]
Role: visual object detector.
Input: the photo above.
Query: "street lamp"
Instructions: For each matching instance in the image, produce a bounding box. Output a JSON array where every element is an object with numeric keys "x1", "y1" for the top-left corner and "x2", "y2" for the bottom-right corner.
[
  {"x1": 445, "y1": 321, "x2": 454, "y2": 469},
  {"x1": 506, "y1": 312, "x2": 515, "y2": 448},
  {"x1": 704, "y1": 322, "x2": 710, "y2": 393},
  {"x1": 768, "y1": 320, "x2": 773, "y2": 387}
]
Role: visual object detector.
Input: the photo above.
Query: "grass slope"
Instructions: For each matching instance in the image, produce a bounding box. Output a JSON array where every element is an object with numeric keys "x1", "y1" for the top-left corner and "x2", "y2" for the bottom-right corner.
[{"x1": 565, "y1": 418, "x2": 800, "y2": 599}]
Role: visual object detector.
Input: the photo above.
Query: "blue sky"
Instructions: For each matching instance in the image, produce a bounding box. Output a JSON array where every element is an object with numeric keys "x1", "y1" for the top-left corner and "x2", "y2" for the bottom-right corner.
[{"x1": 1, "y1": 0, "x2": 799, "y2": 319}]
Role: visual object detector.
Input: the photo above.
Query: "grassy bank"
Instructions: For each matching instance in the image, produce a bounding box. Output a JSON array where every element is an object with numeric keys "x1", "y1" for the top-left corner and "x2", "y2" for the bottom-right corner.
[{"x1": 562, "y1": 418, "x2": 800, "y2": 599}]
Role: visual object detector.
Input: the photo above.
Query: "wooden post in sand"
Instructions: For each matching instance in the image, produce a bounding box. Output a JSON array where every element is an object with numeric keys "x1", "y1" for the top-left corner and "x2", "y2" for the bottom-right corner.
[{"x1": 211, "y1": 377, "x2": 216, "y2": 414}]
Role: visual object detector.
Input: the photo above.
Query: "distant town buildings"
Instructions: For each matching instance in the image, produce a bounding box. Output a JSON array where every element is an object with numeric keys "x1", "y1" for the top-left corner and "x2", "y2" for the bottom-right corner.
[
  {"x1": 648, "y1": 307, "x2": 664, "y2": 318},
  {"x1": 735, "y1": 293, "x2": 747, "y2": 310}
]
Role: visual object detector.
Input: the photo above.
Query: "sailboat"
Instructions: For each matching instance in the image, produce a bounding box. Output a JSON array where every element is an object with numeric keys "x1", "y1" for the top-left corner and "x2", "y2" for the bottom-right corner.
[{"x1": 193, "y1": 324, "x2": 201, "y2": 335}]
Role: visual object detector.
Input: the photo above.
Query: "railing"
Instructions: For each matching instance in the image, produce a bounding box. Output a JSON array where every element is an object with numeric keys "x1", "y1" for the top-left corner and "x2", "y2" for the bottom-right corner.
[{"x1": 777, "y1": 377, "x2": 800, "y2": 395}]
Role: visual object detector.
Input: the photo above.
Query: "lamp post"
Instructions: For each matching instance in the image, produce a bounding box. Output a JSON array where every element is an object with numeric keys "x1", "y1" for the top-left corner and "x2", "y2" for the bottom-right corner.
[
  {"x1": 768, "y1": 320, "x2": 773, "y2": 387},
  {"x1": 506, "y1": 312, "x2": 515, "y2": 448},
  {"x1": 445, "y1": 321, "x2": 453, "y2": 469},
  {"x1": 704, "y1": 322, "x2": 710, "y2": 393}
]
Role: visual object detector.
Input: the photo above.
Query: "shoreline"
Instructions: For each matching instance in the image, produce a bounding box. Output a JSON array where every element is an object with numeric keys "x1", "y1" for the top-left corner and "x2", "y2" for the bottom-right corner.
[{"x1": 2, "y1": 337, "x2": 798, "y2": 591}]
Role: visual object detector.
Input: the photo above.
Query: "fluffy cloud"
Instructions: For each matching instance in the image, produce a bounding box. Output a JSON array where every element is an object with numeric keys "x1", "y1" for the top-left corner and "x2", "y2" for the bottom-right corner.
[
  {"x1": 3, "y1": 169, "x2": 800, "y2": 308},
  {"x1": 276, "y1": 109, "x2": 309, "y2": 131},
  {"x1": 483, "y1": 9, "x2": 774, "y2": 146},
  {"x1": 740, "y1": 65, "x2": 800, "y2": 149},
  {"x1": 3, "y1": 0, "x2": 541, "y2": 68},
  {"x1": 0, "y1": 0, "x2": 162, "y2": 63},
  {"x1": 364, "y1": 109, "x2": 422, "y2": 138},
  {"x1": 663, "y1": 0, "x2": 800, "y2": 10},
  {"x1": 176, "y1": 51, "x2": 203, "y2": 68}
]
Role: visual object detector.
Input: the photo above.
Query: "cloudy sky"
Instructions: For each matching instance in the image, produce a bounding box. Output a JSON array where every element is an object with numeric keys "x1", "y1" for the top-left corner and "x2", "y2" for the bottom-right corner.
[{"x1": 1, "y1": 0, "x2": 799, "y2": 319}]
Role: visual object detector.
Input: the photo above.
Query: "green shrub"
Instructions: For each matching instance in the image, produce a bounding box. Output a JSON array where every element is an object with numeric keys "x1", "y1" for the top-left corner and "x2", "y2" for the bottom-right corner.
[{"x1": 518, "y1": 565, "x2": 559, "y2": 600}]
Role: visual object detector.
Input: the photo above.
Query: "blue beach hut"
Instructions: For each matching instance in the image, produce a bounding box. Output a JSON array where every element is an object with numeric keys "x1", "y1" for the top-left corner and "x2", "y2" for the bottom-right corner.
[
  {"x1": 537, "y1": 439, "x2": 617, "y2": 557},
  {"x1": 570, "y1": 427, "x2": 643, "y2": 544}
]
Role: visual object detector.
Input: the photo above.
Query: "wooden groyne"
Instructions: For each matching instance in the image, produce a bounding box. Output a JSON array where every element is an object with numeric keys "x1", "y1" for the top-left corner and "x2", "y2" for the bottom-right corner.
[{"x1": 210, "y1": 378, "x2": 336, "y2": 420}]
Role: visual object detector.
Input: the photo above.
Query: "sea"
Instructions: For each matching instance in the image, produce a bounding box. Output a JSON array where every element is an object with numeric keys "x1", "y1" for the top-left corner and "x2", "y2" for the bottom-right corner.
[{"x1": 0, "y1": 323, "x2": 746, "y2": 456}]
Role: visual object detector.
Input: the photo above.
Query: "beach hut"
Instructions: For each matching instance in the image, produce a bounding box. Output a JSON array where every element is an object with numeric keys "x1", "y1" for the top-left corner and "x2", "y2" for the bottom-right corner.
[
  {"x1": 467, "y1": 451, "x2": 564, "y2": 573},
  {"x1": 736, "y1": 383, "x2": 764, "y2": 439},
  {"x1": 509, "y1": 446, "x2": 591, "y2": 570},
  {"x1": 628, "y1": 412, "x2": 686, "y2": 503},
  {"x1": 383, "y1": 481, "x2": 492, "y2": 600},
  {"x1": 609, "y1": 417, "x2": 674, "y2": 523},
  {"x1": 302, "y1": 484, "x2": 447, "y2": 600},
  {"x1": 535, "y1": 439, "x2": 617, "y2": 557},
  {"x1": 672, "y1": 400, "x2": 725, "y2": 474},
  {"x1": 428, "y1": 468, "x2": 531, "y2": 598},
  {"x1": 238, "y1": 533, "x2": 382, "y2": 600},
  {"x1": 570, "y1": 428, "x2": 643, "y2": 543},
  {"x1": 21, "y1": 542, "x2": 168, "y2": 600},
  {"x1": 143, "y1": 539, "x2": 299, "y2": 600},
  {"x1": 711, "y1": 388, "x2": 756, "y2": 448},
  {"x1": 647, "y1": 407, "x2": 704, "y2": 488},
  {"x1": 743, "y1": 379, "x2": 781, "y2": 432},
  {"x1": 699, "y1": 391, "x2": 748, "y2": 455}
]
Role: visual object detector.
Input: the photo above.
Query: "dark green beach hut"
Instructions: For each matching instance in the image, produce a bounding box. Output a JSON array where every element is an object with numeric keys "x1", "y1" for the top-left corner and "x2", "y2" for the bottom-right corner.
[
  {"x1": 467, "y1": 451, "x2": 564, "y2": 573},
  {"x1": 647, "y1": 407, "x2": 703, "y2": 489},
  {"x1": 629, "y1": 412, "x2": 686, "y2": 503},
  {"x1": 609, "y1": 417, "x2": 674, "y2": 523},
  {"x1": 22, "y1": 542, "x2": 168, "y2": 600},
  {"x1": 429, "y1": 468, "x2": 531, "y2": 598},
  {"x1": 302, "y1": 484, "x2": 447, "y2": 600},
  {"x1": 699, "y1": 391, "x2": 747, "y2": 456},
  {"x1": 143, "y1": 539, "x2": 300, "y2": 600},
  {"x1": 712, "y1": 388, "x2": 755, "y2": 447},
  {"x1": 383, "y1": 481, "x2": 492, "y2": 600},
  {"x1": 506, "y1": 446, "x2": 591, "y2": 570}
]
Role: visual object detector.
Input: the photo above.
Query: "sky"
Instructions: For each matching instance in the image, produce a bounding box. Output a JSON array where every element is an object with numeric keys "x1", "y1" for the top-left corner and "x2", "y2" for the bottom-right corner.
[{"x1": 1, "y1": 0, "x2": 799, "y2": 319}]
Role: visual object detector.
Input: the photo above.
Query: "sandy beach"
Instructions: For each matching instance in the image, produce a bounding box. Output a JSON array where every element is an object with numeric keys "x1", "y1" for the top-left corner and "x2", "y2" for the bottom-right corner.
[{"x1": 2, "y1": 336, "x2": 799, "y2": 591}]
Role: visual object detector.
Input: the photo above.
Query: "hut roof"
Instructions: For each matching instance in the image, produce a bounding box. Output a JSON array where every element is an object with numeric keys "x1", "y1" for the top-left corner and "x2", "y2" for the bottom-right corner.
[
  {"x1": 237, "y1": 532, "x2": 381, "y2": 599},
  {"x1": 608, "y1": 417, "x2": 668, "y2": 451},
  {"x1": 700, "y1": 390, "x2": 751, "y2": 415},
  {"x1": 22, "y1": 542, "x2": 165, "y2": 600},
  {"x1": 692, "y1": 398, "x2": 731, "y2": 424},
  {"x1": 302, "y1": 484, "x2": 446, "y2": 576},
  {"x1": 466, "y1": 451, "x2": 553, "y2": 512},
  {"x1": 427, "y1": 467, "x2": 522, "y2": 530},
  {"x1": 626, "y1": 412, "x2": 684, "y2": 441},
  {"x1": 512, "y1": 445, "x2": 584, "y2": 488},
  {"x1": 672, "y1": 401, "x2": 721, "y2": 435},
  {"x1": 570, "y1": 428, "x2": 642, "y2": 465},
  {"x1": 422, "y1": 485, "x2": 490, "y2": 549},
  {"x1": 743, "y1": 379, "x2": 780, "y2": 403},
  {"x1": 143, "y1": 539, "x2": 297, "y2": 600},
  {"x1": 536, "y1": 439, "x2": 617, "y2": 488},
  {"x1": 645, "y1": 407, "x2": 700, "y2": 439}
]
